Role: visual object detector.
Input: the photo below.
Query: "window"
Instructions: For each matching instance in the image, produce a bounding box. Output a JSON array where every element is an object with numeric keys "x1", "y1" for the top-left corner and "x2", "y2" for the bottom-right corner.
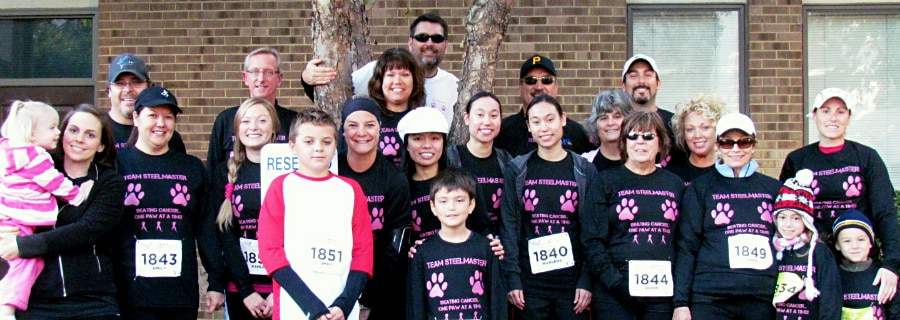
[
  {"x1": 628, "y1": 5, "x2": 746, "y2": 113},
  {"x1": 0, "y1": 10, "x2": 96, "y2": 112},
  {"x1": 806, "y1": 6, "x2": 900, "y2": 186}
]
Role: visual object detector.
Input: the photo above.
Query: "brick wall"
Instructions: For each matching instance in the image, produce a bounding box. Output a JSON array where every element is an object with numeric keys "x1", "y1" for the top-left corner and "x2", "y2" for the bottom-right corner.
[{"x1": 96, "y1": 0, "x2": 805, "y2": 317}]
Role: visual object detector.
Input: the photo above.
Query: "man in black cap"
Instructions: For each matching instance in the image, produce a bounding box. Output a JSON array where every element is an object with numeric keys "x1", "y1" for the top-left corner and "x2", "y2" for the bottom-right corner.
[
  {"x1": 106, "y1": 53, "x2": 186, "y2": 152},
  {"x1": 494, "y1": 54, "x2": 593, "y2": 156}
]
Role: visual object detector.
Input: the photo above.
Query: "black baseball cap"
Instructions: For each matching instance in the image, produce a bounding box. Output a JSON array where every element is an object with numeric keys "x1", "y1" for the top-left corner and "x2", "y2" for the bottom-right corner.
[
  {"x1": 520, "y1": 54, "x2": 556, "y2": 79},
  {"x1": 134, "y1": 86, "x2": 183, "y2": 115}
]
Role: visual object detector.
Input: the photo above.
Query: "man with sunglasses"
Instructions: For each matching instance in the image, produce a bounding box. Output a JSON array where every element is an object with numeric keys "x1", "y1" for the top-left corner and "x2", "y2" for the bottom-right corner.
[
  {"x1": 301, "y1": 13, "x2": 459, "y2": 126},
  {"x1": 494, "y1": 54, "x2": 593, "y2": 157},
  {"x1": 206, "y1": 47, "x2": 297, "y2": 174},
  {"x1": 106, "y1": 53, "x2": 186, "y2": 152}
]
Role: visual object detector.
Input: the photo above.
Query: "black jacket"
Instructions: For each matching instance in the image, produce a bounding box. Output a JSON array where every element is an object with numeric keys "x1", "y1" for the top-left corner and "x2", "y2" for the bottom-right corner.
[{"x1": 18, "y1": 161, "x2": 125, "y2": 298}]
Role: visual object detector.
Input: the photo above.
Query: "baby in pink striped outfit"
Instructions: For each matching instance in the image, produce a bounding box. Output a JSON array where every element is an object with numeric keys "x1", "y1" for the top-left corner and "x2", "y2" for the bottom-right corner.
[{"x1": 0, "y1": 101, "x2": 93, "y2": 320}]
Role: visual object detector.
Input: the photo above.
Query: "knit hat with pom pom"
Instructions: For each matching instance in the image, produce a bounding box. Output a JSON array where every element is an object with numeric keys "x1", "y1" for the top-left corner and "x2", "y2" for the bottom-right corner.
[{"x1": 772, "y1": 168, "x2": 820, "y2": 301}]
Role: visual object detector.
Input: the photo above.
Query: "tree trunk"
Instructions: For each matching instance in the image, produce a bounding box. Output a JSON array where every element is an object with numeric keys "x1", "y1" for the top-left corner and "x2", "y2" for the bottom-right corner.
[
  {"x1": 311, "y1": 0, "x2": 372, "y2": 119},
  {"x1": 450, "y1": 0, "x2": 514, "y2": 145}
]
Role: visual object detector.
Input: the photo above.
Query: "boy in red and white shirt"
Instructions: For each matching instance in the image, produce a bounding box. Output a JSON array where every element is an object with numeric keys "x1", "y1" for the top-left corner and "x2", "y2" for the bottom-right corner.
[{"x1": 258, "y1": 108, "x2": 373, "y2": 320}]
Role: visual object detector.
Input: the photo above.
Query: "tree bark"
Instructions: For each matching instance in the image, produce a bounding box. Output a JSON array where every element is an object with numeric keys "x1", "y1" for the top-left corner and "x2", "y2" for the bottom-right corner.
[
  {"x1": 450, "y1": 0, "x2": 514, "y2": 145},
  {"x1": 311, "y1": 0, "x2": 372, "y2": 119}
]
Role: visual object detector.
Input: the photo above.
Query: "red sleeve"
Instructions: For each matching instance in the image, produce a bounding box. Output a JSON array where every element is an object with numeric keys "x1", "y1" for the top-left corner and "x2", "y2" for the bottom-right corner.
[
  {"x1": 342, "y1": 176, "x2": 374, "y2": 277},
  {"x1": 259, "y1": 174, "x2": 290, "y2": 274}
]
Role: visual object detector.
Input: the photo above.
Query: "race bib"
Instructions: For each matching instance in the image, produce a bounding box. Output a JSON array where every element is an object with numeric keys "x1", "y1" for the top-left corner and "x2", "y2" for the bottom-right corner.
[
  {"x1": 528, "y1": 232, "x2": 575, "y2": 274},
  {"x1": 841, "y1": 306, "x2": 873, "y2": 320},
  {"x1": 628, "y1": 260, "x2": 673, "y2": 297},
  {"x1": 240, "y1": 238, "x2": 266, "y2": 276},
  {"x1": 135, "y1": 239, "x2": 182, "y2": 277},
  {"x1": 727, "y1": 234, "x2": 773, "y2": 270},
  {"x1": 309, "y1": 237, "x2": 347, "y2": 275},
  {"x1": 773, "y1": 272, "x2": 804, "y2": 304}
]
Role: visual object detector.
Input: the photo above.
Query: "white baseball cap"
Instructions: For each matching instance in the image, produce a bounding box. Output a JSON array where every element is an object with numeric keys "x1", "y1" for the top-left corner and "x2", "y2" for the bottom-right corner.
[
  {"x1": 812, "y1": 88, "x2": 851, "y2": 111},
  {"x1": 716, "y1": 113, "x2": 756, "y2": 137},
  {"x1": 622, "y1": 54, "x2": 660, "y2": 80},
  {"x1": 397, "y1": 107, "x2": 449, "y2": 143}
]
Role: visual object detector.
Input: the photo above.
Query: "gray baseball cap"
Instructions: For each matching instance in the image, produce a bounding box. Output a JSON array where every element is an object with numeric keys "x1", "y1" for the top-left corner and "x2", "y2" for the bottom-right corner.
[{"x1": 108, "y1": 53, "x2": 149, "y2": 83}]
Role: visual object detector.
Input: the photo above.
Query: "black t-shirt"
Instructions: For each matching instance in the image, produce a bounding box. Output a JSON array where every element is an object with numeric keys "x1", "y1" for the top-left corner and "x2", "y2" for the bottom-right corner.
[
  {"x1": 517, "y1": 153, "x2": 584, "y2": 296},
  {"x1": 581, "y1": 165, "x2": 685, "y2": 289},
  {"x1": 115, "y1": 147, "x2": 211, "y2": 308},
  {"x1": 591, "y1": 151, "x2": 623, "y2": 173},
  {"x1": 211, "y1": 161, "x2": 272, "y2": 297},
  {"x1": 410, "y1": 177, "x2": 440, "y2": 241},
  {"x1": 407, "y1": 232, "x2": 505, "y2": 320},
  {"x1": 379, "y1": 109, "x2": 410, "y2": 167},
  {"x1": 663, "y1": 157, "x2": 714, "y2": 186},
  {"x1": 337, "y1": 152, "x2": 412, "y2": 309},
  {"x1": 457, "y1": 145, "x2": 505, "y2": 234},
  {"x1": 774, "y1": 245, "x2": 841, "y2": 320}
]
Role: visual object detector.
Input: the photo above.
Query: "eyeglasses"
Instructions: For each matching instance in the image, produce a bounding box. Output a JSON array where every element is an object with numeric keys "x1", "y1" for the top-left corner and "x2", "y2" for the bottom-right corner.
[
  {"x1": 245, "y1": 69, "x2": 280, "y2": 78},
  {"x1": 625, "y1": 132, "x2": 656, "y2": 141},
  {"x1": 412, "y1": 33, "x2": 446, "y2": 43},
  {"x1": 523, "y1": 76, "x2": 555, "y2": 86},
  {"x1": 718, "y1": 137, "x2": 756, "y2": 149},
  {"x1": 110, "y1": 80, "x2": 147, "y2": 89}
]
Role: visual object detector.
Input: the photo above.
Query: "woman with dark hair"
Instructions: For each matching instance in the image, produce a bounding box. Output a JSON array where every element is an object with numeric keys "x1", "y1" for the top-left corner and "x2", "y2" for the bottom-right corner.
[
  {"x1": 337, "y1": 97, "x2": 411, "y2": 320},
  {"x1": 0, "y1": 103, "x2": 125, "y2": 319},
  {"x1": 211, "y1": 97, "x2": 281, "y2": 320},
  {"x1": 581, "y1": 110, "x2": 685, "y2": 320},
  {"x1": 582, "y1": 89, "x2": 634, "y2": 173},
  {"x1": 446, "y1": 91, "x2": 512, "y2": 235},
  {"x1": 501, "y1": 94, "x2": 596, "y2": 320},
  {"x1": 368, "y1": 47, "x2": 427, "y2": 167},
  {"x1": 114, "y1": 86, "x2": 224, "y2": 319}
]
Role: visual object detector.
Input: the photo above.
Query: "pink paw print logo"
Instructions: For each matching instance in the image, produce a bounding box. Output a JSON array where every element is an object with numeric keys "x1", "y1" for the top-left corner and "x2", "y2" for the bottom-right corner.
[
  {"x1": 427, "y1": 272, "x2": 448, "y2": 298},
  {"x1": 659, "y1": 154, "x2": 672, "y2": 167},
  {"x1": 843, "y1": 175, "x2": 863, "y2": 197},
  {"x1": 171, "y1": 183, "x2": 191, "y2": 206},
  {"x1": 874, "y1": 305, "x2": 884, "y2": 320},
  {"x1": 711, "y1": 202, "x2": 734, "y2": 225},
  {"x1": 232, "y1": 195, "x2": 243, "y2": 218},
  {"x1": 757, "y1": 202, "x2": 773, "y2": 223},
  {"x1": 661, "y1": 199, "x2": 678, "y2": 221},
  {"x1": 124, "y1": 183, "x2": 145, "y2": 206},
  {"x1": 469, "y1": 270, "x2": 485, "y2": 295},
  {"x1": 522, "y1": 189, "x2": 539, "y2": 212},
  {"x1": 810, "y1": 178, "x2": 820, "y2": 195},
  {"x1": 379, "y1": 136, "x2": 400, "y2": 156},
  {"x1": 411, "y1": 210, "x2": 421, "y2": 232},
  {"x1": 492, "y1": 188, "x2": 502, "y2": 209},
  {"x1": 371, "y1": 208, "x2": 384, "y2": 231},
  {"x1": 616, "y1": 198, "x2": 638, "y2": 221},
  {"x1": 559, "y1": 190, "x2": 578, "y2": 213}
]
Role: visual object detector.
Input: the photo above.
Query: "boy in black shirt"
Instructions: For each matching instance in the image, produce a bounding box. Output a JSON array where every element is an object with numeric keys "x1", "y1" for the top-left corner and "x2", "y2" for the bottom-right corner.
[{"x1": 408, "y1": 168, "x2": 506, "y2": 320}]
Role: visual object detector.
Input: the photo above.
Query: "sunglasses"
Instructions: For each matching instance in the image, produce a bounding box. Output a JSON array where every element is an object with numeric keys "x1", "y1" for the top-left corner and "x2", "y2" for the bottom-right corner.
[
  {"x1": 625, "y1": 132, "x2": 656, "y2": 141},
  {"x1": 412, "y1": 33, "x2": 446, "y2": 43},
  {"x1": 523, "y1": 76, "x2": 556, "y2": 86},
  {"x1": 718, "y1": 137, "x2": 756, "y2": 149}
]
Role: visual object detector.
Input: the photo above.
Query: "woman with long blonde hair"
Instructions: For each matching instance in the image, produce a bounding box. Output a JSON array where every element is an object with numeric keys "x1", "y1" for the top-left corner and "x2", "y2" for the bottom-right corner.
[{"x1": 213, "y1": 97, "x2": 282, "y2": 319}]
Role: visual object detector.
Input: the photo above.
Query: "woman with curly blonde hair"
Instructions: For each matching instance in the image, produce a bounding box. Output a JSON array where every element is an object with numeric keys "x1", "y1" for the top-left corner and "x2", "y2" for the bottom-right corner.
[{"x1": 665, "y1": 93, "x2": 725, "y2": 184}]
